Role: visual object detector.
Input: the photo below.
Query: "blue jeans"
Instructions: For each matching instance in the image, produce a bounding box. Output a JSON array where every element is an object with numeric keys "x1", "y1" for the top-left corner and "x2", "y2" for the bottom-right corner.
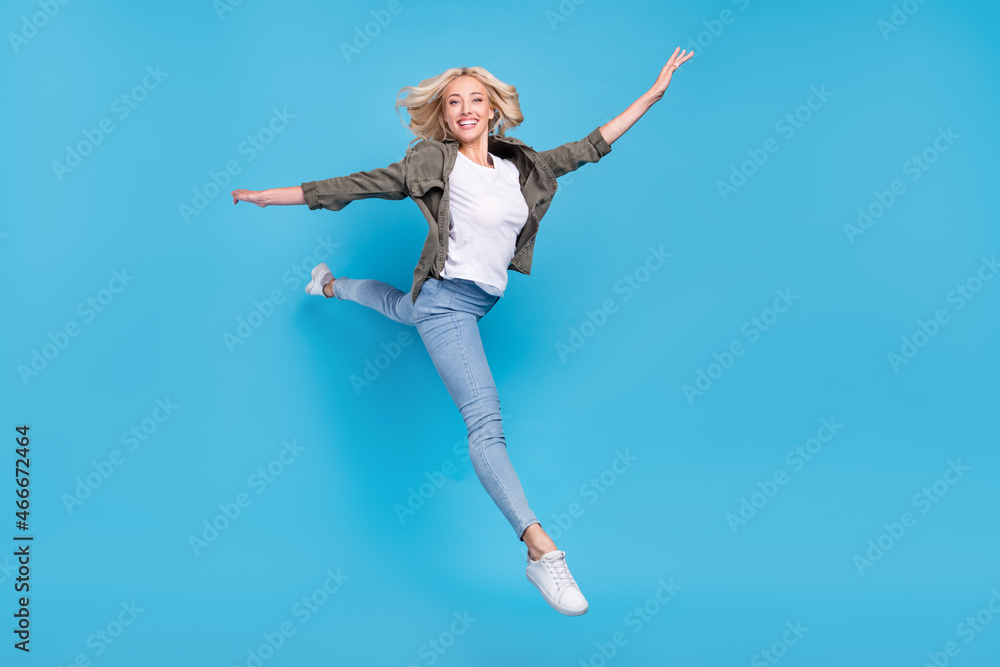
[{"x1": 331, "y1": 276, "x2": 540, "y2": 541}]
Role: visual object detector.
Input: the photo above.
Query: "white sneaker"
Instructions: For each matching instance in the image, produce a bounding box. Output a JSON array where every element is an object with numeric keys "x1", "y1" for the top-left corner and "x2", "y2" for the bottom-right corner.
[
  {"x1": 305, "y1": 262, "x2": 334, "y2": 297},
  {"x1": 526, "y1": 549, "x2": 588, "y2": 615}
]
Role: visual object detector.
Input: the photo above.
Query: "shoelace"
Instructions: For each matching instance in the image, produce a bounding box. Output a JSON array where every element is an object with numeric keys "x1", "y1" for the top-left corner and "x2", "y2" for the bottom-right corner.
[{"x1": 542, "y1": 552, "x2": 577, "y2": 590}]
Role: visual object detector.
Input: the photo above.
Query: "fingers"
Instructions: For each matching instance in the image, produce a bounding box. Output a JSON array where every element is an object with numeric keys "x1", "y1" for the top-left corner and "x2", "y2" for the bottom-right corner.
[
  {"x1": 663, "y1": 46, "x2": 694, "y2": 69},
  {"x1": 666, "y1": 47, "x2": 694, "y2": 68},
  {"x1": 664, "y1": 48, "x2": 694, "y2": 74},
  {"x1": 232, "y1": 189, "x2": 263, "y2": 207}
]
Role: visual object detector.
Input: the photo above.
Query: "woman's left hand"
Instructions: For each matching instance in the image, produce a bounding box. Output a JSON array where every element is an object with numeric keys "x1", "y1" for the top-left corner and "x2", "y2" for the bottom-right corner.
[
  {"x1": 646, "y1": 47, "x2": 695, "y2": 103},
  {"x1": 231, "y1": 189, "x2": 268, "y2": 207}
]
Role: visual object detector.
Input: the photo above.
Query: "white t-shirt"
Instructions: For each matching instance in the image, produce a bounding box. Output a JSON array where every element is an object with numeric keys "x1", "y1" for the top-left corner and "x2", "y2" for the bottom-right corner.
[{"x1": 440, "y1": 150, "x2": 529, "y2": 297}]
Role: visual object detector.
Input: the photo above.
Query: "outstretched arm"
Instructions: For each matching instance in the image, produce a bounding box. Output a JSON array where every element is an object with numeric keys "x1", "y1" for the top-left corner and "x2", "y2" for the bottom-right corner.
[
  {"x1": 231, "y1": 187, "x2": 305, "y2": 207},
  {"x1": 232, "y1": 157, "x2": 409, "y2": 211},
  {"x1": 599, "y1": 47, "x2": 694, "y2": 146}
]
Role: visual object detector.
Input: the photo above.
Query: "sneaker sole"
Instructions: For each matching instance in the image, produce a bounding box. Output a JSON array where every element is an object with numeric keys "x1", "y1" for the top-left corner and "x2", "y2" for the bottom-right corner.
[
  {"x1": 526, "y1": 569, "x2": 588, "y2": 616},
  {"x1": 305, "y1": 263, "x2": 332, "y2": 296}
]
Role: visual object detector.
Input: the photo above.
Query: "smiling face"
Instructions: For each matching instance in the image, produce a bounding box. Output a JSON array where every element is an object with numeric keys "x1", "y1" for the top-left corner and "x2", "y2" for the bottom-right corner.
[{"x1": 441, "y1": 75, "x2": 493, "y2": 146}]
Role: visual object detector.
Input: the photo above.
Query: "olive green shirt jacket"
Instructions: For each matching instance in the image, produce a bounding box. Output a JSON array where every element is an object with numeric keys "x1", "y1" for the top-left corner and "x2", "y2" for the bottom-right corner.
[{"x1": 301, "y1": 126, "x2": 613, "y2": 303}]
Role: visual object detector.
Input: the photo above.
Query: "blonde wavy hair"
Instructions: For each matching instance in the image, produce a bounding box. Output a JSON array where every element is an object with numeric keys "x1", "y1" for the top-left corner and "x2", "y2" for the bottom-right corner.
[{"x1": 395, "y1": 66, "x2": 524, "y2": 146}]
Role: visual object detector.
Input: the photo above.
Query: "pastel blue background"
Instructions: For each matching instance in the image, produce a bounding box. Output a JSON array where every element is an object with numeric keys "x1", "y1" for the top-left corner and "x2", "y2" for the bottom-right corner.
[{"x1": 3, "y1": 0, "x2": 998, "y2": 665}]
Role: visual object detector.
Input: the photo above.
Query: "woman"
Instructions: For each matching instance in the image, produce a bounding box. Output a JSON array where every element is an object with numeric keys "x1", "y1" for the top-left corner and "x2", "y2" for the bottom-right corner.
[{"x1": 231, "y1": 47, "x2": 692, "y2": 616}]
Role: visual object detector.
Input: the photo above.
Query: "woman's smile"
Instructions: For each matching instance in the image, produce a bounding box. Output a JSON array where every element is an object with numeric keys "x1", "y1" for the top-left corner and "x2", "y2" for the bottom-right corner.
[{"x1": 443, "y1": 75, "x2": 494, "y2": 149}]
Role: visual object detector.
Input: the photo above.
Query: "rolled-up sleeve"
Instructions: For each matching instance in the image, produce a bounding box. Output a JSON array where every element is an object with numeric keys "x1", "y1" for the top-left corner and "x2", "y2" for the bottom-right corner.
[
  {"x1": 538, "y1": 126, "x2": 613, "y2": 179},
  {"x1": 302, "y1": 156, "x2": 409, "y2": 211}
]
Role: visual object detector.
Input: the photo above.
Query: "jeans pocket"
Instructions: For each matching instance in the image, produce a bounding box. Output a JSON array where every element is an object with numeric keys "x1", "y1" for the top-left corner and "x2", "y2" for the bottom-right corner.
[
  {"x1": 429, "y1": 277, "x2": 449, "y2": 309},
  {"x1": 415, "y1": 277, "x2": 441, "y2": 319}
]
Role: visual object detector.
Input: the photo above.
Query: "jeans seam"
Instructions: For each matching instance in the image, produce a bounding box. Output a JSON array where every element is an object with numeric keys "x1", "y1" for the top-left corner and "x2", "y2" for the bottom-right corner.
[
  {"x1": 417, "y1": 278, "x2": 531, "y2": 538},
  {"x1": 455, "y1": 315, "x2": 520, "y2": 533},
  {"x1": 427, "y1": 279, "x2": 440, "y2": 310}
]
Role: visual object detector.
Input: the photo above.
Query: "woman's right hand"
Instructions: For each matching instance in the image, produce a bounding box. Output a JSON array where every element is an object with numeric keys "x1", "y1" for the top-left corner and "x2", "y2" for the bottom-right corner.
[{"x1": 231, "y1": 189, "x2": 268, "y2": 207}]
